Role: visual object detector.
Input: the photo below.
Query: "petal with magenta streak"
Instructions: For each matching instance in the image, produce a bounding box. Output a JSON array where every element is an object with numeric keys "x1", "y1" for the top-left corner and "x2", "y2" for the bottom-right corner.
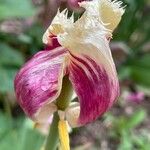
[
  {"x1": 14, "y1": 46, "x2": 67, "y2": 122},
  {"x1": 56, "y1": 0, "x2": 122, "y2": 125},
  {"x1": 66, "y1": 32, "x2": 120, "y2": 125},
  {"x1": 69, "y1": 53, "x2": 119, "y2": 125}
]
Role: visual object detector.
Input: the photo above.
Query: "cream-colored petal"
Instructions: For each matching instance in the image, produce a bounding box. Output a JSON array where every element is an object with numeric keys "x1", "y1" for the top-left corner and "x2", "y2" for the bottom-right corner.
[
  {"x1": 79, "y1": 0, "x2": 125, "y2": 31},
  {"x1": 99, "y1": 0, "x2": 125, "y2": 31},
  {"x1": 35, "y1": 103, "x2": 57, "y2": 123},
  {"x1": 65, "y1": 102, "x2": 80, "y2": 128},
  {"x1": 43, "y1": 9, "x2": 74, "y2": 45}
]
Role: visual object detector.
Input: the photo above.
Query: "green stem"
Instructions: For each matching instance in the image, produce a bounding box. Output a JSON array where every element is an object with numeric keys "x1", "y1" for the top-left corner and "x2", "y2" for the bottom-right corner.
[
  {"x1": 44, "y1": 76, "x2": 73, "y2": 150},
  {"x1": 2, "y1": 93, "x2": 12, "y2": 119},
  {"x1": 45, "y1": 113, "x2": 59, "y2": 150},
  {"x1": 56, "y1": 76, "x2": 73, "y2": 111}
]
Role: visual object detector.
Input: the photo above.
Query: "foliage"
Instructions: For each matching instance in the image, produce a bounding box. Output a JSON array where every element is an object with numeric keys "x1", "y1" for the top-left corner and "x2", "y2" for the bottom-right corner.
[
  {"x1": 113, "y1": 0, "x2": 150, "y2": 87},
  {"x1": 0, "y1": 0, "x2": 36, "y2": 20},
  {"x1": 0, "y1": 112, "x2": 45, "y2": 150},
  {"x1": 0, "y1": 43, "x2": 24, "y2": 92},
  {"x1": 105, "y1": 109, "x2": 150, "y2": 150}
]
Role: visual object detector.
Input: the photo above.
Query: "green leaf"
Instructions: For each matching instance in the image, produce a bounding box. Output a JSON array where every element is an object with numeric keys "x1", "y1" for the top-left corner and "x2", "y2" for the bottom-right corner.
[
  {"x1": 0, "y1": 0, "x2": 36, "y2": 20},
  {"x1": 127, "y1": 109, "x2": 146, "y2": 129},
  {"x1": 128, "y1": 54, "x2": 150, "y2": 87},
  {"x1": 17, "y1": 120, "x2": 45, "y2": 150},
  {"x1": 0, "y1": 43, "x2": 24, "y2": 67},
  {"x1": 131, "y1": 66, "x2": 150, "y2": 87},
  {"x1": 119, "y1": 67, "x2": 132, "y2": 80},
  {"x1": 132, "y1": 132, "x2": 150, "y2": 150},
  {"x1": 0, "y1": 67, "x2": 18, "y2": 92},
  {"x1": 0, "y1": 112, "x2": 45, "y2": 150},
  {"x1": 0, "y1": 43, "x2": 24, "y2": 92},
  {"x1": 129, "y1": 54, "x2": 150, "y2": 69},
  {"x1": 118, "y1": 130, "x2": 133, "y2": 150},
  {"x1": 0, "y1": 112, "x2": 12, "y2": 137}
]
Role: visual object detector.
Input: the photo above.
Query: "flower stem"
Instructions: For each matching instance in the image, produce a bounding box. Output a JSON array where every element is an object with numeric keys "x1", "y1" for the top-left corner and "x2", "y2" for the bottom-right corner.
[
  {"x1": 56, "y1": 76, "x2": 73, "y2": 111},
  {"x1": 45, "y1": 112, "x2": 59, "y2": 150},
  {"x1": 44, "y1": 76, "x2": 73, "y2": 150}
]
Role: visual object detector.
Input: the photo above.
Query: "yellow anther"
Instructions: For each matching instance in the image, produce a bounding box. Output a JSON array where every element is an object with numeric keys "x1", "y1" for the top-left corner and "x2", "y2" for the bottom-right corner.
[{"x1": 58, "y1": 120, "x2": 70, "y2": 150}]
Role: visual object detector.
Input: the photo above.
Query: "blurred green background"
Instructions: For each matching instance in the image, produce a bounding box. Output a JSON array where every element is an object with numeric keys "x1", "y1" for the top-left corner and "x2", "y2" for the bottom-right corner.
[{"x1": 0, "y1": 0, "x2": 150, "y2": 150}]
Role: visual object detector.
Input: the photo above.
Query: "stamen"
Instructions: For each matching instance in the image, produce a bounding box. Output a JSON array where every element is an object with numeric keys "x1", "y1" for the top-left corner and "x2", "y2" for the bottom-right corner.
[{"x1": 58, "y1": 119, "x2": 70, "y2": 150}]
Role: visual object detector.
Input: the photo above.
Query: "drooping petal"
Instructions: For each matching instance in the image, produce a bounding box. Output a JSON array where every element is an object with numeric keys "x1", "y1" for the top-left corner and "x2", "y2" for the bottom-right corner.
[
  {"x1": 14, "y1": 46, "x2": 67, "y2": 122},
  {"x1": 99, "y1": 0, "x2": 125, "y2": 31},
  {"x1": 56, "y1": 0, "x2": 122, "y2": 125},
  {"x1": 67, "y1": 36, "x2": 119, "y2": 125}
]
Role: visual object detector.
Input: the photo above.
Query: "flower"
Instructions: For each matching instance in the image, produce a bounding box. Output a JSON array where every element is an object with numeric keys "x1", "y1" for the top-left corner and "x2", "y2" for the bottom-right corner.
[
  {"x1": 14, "y1": 0, "x2": 124, "y2": 128},
  {"x1": 127, "y1": 92, "x2": 144, "y2": 103}
]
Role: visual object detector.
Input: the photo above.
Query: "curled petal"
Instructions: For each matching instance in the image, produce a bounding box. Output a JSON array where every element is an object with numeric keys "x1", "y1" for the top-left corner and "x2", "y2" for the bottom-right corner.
[
  {"x1": 68, "y1": 43, "x2": 119, "y2": 125},
  {"x1": 99, "y1": 0, "x2": 125, "y2": 31},
  {"x1": 14, "y1": 47, "x2": 67, "y2": 122},
  {"x1": 79, "y1": 0, "x2": 125, "y2": 31},
  {"x1": 62, "y1": 25, "x2": 120, "y2": 124},
  {"x1": 55, "y1": 0, "x2": 121, "y2": 125}
]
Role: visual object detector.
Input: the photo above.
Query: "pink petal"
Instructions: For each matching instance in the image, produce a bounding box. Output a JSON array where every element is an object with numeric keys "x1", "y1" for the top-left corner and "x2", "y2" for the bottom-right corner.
[
  {"x1": 14, "y1": 46, "x2": 67, "y2": 121},
  {"x1": 44, "y1": 35, "x2": 61, "y2": 50},
  {"x1": 67, "y1": 34, "x2": 120, "y2": 125},
  {"x1": 69, "y1": 53, "x2": 119, "y2": 125}
]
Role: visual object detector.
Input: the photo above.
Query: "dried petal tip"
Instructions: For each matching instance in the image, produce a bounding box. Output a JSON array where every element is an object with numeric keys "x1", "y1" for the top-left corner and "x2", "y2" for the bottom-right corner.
[
  {"x1": 43, "y1": 9, "x2": 74, "y2": 45},
  {"x1": 79, "y1": 0, "x2": 125, "y2": 32},
  {"x1": 99, "y1": 0, "x2": 125, "y2": 31}
]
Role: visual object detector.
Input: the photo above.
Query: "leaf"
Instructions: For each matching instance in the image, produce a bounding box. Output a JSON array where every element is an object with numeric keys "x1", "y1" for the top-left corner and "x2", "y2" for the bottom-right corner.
[
  {"x1": 119, "y1": 67, "x2": 131, "y2": 80},
  {"x1": 0, "y1": 112, "x2": 45, "y2": 150},
  {"x1": 0, "y1": 43, "x2": 24, "y2": 92},
  {"x1": 17, "y1": 122, "x2": 45, "y2": 150},
  {"x1": 0, "y1": 112, "x2": 12, "y2": 138},
  {"x1": 132, "y1": 131, "x2": 150, "y2": 149},
  {"x1": 0, "y1": 67, "x2": 18, "y2": 92},
  {"x1": 129, "y1": 54, "x2": 150, "y2": 69},
  {"x1": 127, "y1": 109, "x2": 146, "y2": 129},
  {"x1": 131, "y1": 66, "x2": 150, "y2": 87},
  {"x1": 128, "y1": 54, "x2": 150, "y2": 87},
  {"x1": 118, "y1": 130, "x2": 133, "y2": 150},
  {"x1": 0, "y1": 43, "x2": 24, "y2": 67},
  {"x1": 0, "y1": 0, "x2": 36, "y2": 20}
]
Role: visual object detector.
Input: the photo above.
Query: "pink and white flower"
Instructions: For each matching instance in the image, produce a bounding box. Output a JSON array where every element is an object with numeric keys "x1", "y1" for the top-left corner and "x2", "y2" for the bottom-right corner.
[{"x1": 14, "y1": 0, "x2": 124, "y2": 127}]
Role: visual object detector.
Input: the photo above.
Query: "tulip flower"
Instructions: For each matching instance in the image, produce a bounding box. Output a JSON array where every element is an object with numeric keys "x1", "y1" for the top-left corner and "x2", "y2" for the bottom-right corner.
[{"x1": 14, "y1": 0, "x2": 124, "y2": 149}]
